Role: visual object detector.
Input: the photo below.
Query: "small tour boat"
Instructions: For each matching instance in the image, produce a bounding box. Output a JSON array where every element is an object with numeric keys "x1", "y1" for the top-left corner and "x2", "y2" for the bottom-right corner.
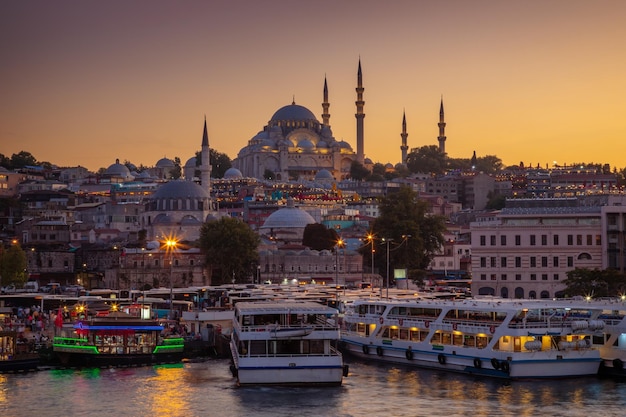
[
  {"x1": 0, "y1": 330, "x2": 40, "y2": 373},
  {"x1": 340, "y1": 297, "x2": 603, "y2": 379},
  {"x1": 53, "y1": 311, "x2": 184, "y2": 367},
  {"x1": 229, "y1": 301, "x2": 348, "y2": 386}
]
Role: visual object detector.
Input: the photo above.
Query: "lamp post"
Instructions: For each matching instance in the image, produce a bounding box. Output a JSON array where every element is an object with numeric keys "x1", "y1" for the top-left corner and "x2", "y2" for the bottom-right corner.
[
  {"x1": 335, "y1": 238, "x2": 344, "y2": 291},
  {"x1": 401, "y1": 234, "x2": 412, "y2": 289},
  {"x1": 382, "y1": 238, "x2": 393, "y2": 299},
  {"x1": 367, "y1": 234, "x2": 375, "y2": 292},
  {"x1": 165, "y1": 239, "x2": 178, "y2": 320},
  {"x1": 257, "y1": 265, "x2": 261, "y2": 285}
]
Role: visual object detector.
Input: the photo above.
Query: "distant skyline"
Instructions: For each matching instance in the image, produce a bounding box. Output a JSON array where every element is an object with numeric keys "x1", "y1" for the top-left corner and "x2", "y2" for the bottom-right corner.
[{"x1": 2, "y1": 1, "x2": 625, "y2": 172}]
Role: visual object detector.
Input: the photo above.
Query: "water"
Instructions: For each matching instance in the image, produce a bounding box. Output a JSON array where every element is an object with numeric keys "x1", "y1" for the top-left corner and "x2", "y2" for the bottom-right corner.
[{"x1": 2, "y1": 358, "x2": 626, "y2": 417}]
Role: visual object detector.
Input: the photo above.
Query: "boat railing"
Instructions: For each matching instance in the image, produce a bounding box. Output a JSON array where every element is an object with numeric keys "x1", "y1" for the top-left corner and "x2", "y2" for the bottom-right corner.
[{"x1": 240, "y1": 322, "x2": 338, "y2": 333}]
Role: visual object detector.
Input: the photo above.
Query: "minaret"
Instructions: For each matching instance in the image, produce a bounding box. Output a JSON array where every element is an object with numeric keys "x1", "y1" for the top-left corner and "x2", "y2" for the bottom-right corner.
[
  {"x1": 355, "y1": 59, "x2": 365, "y2": 164},
  {"x1": 322, "y1": 76, "x2": 330, "y2": 127},
  {"x1": 400, "y1": 110, "x2": 408, "y2": 165},
  {"x1": 200, "y1": 116, "x2": 212, "y2": 191},
  {"x1": 437, "y1": 96, "x2": 447, "y2": 154}
]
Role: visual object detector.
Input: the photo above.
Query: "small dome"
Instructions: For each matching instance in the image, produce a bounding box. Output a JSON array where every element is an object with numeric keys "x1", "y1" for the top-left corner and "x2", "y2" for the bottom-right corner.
[
  {"x1": 156, "y1": 157, "x2": 175, "y2": 168},
  {"x1": 152, "y1": 180, "x2": 210, "y2": 200},
  {"x1": 297, "y1": 139, "x2": 315, "y2": 150},
  {"x1": 184, "y1": 156, "x2": 197, "y2": 168},
  {"x1": 385, "y1": 163, "x2": 394, "y2": 169},
  {"x1": 223, "y1": 167, "x2": 243, "y2": 180},
  {"x1": 180, "y1": 215, "x2": 201, "y2": 225},
  {"x1": 261, "y1": 206, "x2": 316, "y2": 230},
  {"x1": 105, "y1": 159, "x2": 132, "y2": 179},
  {"x1": 338, "y1": 141, "x2": 353, "y2": 151},
  {"x1": 315, "y1": 169, "x2": 334, "y2": 181}
]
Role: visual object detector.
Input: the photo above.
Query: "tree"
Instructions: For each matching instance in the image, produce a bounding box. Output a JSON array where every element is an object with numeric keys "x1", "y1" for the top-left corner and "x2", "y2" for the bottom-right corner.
[
  {"x1": 199, "y1": 217, "x2": 260, "y2": 285},
  {"x1": 193, "y1": 150, "x2": 232, "y2": 178},
  {"x1": 475, "y1": 155, "x2": 503, "y2": 174},
  {"x1": 365, "y1": 186, "x2": 447, "y2": 285},
  {"x1": 0, "y1": 241, "x2": 28, "y2": 287},
  {"x1": 406, "y1": 145, "x2": 447, "y2": 175},
  {"x1": 171, "y1": 157, "x2": 182, "y2": 179},
  {"x1": 349, "y1": 160, "x2": 370, "y2": 181},
  {"x1": 564, "y1": 268, "x2": 626, "y2": 298},
  {"x1": 302, "y1": 223, "x2": 339, "y2": 251},
  {"x1": 10, "y1": 151, "x2": 37, "y2": 169}
]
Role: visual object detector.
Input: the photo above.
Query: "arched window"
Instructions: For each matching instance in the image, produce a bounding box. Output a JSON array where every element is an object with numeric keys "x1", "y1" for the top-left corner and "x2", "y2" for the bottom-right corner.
[
  {"x1": 529, "y1": 291, "x2": 537, "y2": 299},
  {"x1": 540, "y1": 291, "x2": 550, "y2": 299},
  {"x1": 577, "y1": 252, "x2": 592, "y2": 260},
  {"x1": 500, "y1": 287, "x2": 509, "y2": 298},
  {"x1": 514, "y1": 287, "x2": 524, "y2": 299}
]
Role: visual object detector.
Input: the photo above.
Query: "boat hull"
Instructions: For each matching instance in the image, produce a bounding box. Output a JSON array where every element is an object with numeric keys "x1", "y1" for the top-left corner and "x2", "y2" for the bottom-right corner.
[
  {"x1": 0, "y1": 356, "x2": 40, "y2": 373},
  {"x1": 230, "y1": 340, "x2": 345, "y2": 385},
  {"x1": 341, "y1": 339, "x2": 601, "y2": 379},
  {"x1": 54, "y1": 351, "x2": 183, "y2": 368}
]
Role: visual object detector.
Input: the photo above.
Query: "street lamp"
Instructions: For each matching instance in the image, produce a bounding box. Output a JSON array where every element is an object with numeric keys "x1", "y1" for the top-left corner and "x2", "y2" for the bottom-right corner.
[
  {"x1": 165, "y1": 238, "x2": 178, "y2": 320},
  {"x1": 401, "y1": 234, "x2": 412, "y2": 290},
  {"x1": 366, "y1": 233, "x2": 375, "y2": 290},
  {"x1": 257, "y1": 265, "x2": 261, "y2": 285},
  {"x1": 382, "y1": 238, "x2": 394, "y2": 299},
  {"x1": 335, "y1": 237, "x2": 344, "y2": 290}
]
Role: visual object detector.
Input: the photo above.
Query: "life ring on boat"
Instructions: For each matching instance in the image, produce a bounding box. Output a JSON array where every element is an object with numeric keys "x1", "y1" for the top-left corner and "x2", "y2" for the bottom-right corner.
[
  {"x1": 452, "y1": 322, "x2": 458, "y2": 331},
  {"x1": 398, "y1": 318, "x2": 404, "y2": 326},
  {"x1": 500, "y1": 360, "x2": 510, "y2": 374},
  {"x1": 405, "y1": 349, "x2": 414, "y2": 360},
  {"x1": 362, "y1": 345, "x2": 370, "y2": 355},
  {"x1": 489, "y1": 325, "x2": 496, "y2": 334},
  {"x1": 491, "y1": 358, "x2": 501, "y2": 370},
  {"x1": 425, "y1": 320, "x2": 430, "y2": 328},
  {"x1": 438, "y1": 353, "x2": 446, "y2": 365},
  {"x1": 379, "y1": 316, "x2": 384, "y2": 324},
  {"x1": 473, "y1": 358, "x2": 482, "y2": 369},
  {"x1": 376, "y1": 346, "x2": 384, "y2": 357},
  {"x1": 613, "y1": 358, "x2": 624, "y2": 371}
]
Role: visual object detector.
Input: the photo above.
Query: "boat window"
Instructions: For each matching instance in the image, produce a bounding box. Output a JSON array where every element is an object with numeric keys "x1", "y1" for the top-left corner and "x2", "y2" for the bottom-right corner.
[
  {"x1": 249, "y1": 340, "x2": 267, "y2": 355},
  {"x1": 430, "y1": 331, "x2": 442, "y2": 344},
  {"x1": 442, "y1": 332, "x2": 452, "y2": 345},
  {"x1": 463, "y1": 335, "x2": 476, "y2": 347},
  {"x1": 453, "y1": 333, "x2": 464, "y2": 346},
  {"x1": 399, "y1": 328, "x2": 409, "y2": 340},
  {"x1": 309, "y1": 340, "x2": 324, "y2": 354},
  {"x1": 407, "y1": 307, "x2": 441, "y2": 318},
  {"x1": 476, "y1": 335, "x2": 489, "y2": 349}
]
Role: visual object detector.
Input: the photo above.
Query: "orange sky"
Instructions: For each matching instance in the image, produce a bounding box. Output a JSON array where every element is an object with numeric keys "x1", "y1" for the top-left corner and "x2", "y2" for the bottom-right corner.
[{"x1": 1, "y1": 1, "x2": 625, "y2": 172}]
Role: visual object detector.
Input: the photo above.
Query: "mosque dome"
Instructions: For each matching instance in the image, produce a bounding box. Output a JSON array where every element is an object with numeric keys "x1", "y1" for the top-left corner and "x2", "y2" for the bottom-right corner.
[
  {"x1": 297, "y1": 138, "x2": 315, "y2": 150},
  {"x1": 385, "y1": 162, "x2": 394, "y2": 169},
  {"x1": 152, "y1": 180, "x2": 210, "y2": 200},
  {"x1": 156, "y1": 157, "x2": 175, "y2": 168},
  {"x1": 223, "y1": 167, "x2": 243, "y2": 180},
  {"x1": 184, "y1": 156, "x2": 197, "y2": 169},
  {"x1": 260, "y1": 204, "x2": 316, "y2": 230},
  {"x1": 105, "y1": 159, "x2": 132, "y2": 179},
  {"x1": 270, "y1": 103, "x2": 317, "y2": 122},
  {"x1": 315, "y1": 169, "x2": 334, "y2": 181}
]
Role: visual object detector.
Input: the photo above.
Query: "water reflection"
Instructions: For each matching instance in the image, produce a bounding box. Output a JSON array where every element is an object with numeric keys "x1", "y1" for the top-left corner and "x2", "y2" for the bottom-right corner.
[{"x1": 0, "y1": 359, "x2": 625, "y2": 417}]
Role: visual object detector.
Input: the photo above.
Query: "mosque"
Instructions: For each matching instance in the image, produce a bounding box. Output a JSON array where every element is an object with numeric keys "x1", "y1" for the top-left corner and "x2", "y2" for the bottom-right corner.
[{"x1": 232, "y1": 60, "x2": 369, "y2": 181}]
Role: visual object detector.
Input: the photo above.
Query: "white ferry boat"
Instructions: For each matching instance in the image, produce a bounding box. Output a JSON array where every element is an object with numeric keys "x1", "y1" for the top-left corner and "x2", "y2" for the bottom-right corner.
[
  {"x1": 340, "y1": 297, "x2": 603, "y2": 379},
  {"x1": 575, "y1": 298, "x2": 626, "y2": 378},
  {"x1": 229, "y1": 301, "x2": 348, "y2": 386}
]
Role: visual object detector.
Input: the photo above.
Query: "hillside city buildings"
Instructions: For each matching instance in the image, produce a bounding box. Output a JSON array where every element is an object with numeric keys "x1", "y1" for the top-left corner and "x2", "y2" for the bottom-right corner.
[{"x1": 2, "y1": 60, "x2": 625, "y2": 298}]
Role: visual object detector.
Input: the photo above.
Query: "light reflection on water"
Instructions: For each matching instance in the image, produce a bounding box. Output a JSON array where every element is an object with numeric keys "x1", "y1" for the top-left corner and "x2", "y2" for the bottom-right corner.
[{"x1": 1, "y1": 359, "x2": 625, "y2": 417}]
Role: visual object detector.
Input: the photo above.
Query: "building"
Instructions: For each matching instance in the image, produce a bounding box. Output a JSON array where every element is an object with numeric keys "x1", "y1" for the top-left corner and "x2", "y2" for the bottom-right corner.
[
  {"x1": 233, "y1": 61, "x2": 367, "y2": 181},
  {"x1": 470, "y1": 203, "x2": 603, "y2": 299}
]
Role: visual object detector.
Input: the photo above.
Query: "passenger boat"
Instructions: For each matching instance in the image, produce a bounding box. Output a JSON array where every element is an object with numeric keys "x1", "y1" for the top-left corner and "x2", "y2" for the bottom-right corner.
[
  {"x1": 229, "y1": 301, "x2": 348, "y2": 386},
  {"x1": 0, "y1": 331, "x2": 40, "y2": 373},
  {"x1": 574, "y1": 298, "x2": 626, "y2": 378},
  {"x1": 53, "y1": 311, "x2": 184, "y2": 367},
  {"x1": 340, "y1": 297, "x2": 603, "y2": 379}
]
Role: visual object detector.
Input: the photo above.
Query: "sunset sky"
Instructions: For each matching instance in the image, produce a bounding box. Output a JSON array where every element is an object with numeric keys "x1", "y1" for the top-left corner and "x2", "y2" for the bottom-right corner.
[{"x1": 2, "y1": 1, "x2": 625, "y2": 173}]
